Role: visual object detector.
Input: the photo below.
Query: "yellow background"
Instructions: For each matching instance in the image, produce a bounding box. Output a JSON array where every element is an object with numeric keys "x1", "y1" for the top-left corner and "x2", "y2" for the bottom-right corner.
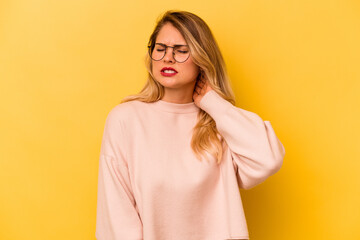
[{"x1": 1, "y1": 0, "x2": 359, "y2": 239}]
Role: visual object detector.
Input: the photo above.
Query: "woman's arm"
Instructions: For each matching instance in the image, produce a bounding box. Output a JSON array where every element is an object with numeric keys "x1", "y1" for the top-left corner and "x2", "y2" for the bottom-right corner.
[
  {"x1": 95, "y1": 107, "x2": 143, "y2": 239},
  {"x1": 199, "y1": 90, "x2": 285, "y2": 190}
]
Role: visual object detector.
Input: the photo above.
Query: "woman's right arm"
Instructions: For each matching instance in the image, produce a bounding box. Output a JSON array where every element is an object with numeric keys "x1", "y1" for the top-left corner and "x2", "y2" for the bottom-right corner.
[{"x1": 95, "y1": 107, "x2": 143, "y2": 240}]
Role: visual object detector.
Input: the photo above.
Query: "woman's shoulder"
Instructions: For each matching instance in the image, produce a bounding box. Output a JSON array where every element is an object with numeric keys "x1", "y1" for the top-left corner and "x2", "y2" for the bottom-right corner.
[{"x1": 105, "y1": 99, "x2": 148, "y2": 122}]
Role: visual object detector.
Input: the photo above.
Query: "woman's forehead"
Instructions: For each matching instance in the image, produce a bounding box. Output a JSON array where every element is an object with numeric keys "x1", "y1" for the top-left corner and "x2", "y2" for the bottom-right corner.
[{"x1": 156, "y1": 24, "x2": 187, "y2": 45}]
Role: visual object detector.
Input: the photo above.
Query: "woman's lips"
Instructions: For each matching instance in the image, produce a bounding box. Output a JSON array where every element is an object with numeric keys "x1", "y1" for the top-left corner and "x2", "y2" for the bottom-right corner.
[
  {"x1": 161, "y1": 67, "x2": 178, "y2": 77},
  {"x1": 161, "y1": 71, "x2": 178, "y2": 77}
]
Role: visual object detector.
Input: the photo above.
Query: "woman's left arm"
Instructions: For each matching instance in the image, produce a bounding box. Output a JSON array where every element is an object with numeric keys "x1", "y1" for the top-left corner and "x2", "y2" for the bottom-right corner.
[{"x1": 199, "y1": 89, "x2": 286, "y2": 190}]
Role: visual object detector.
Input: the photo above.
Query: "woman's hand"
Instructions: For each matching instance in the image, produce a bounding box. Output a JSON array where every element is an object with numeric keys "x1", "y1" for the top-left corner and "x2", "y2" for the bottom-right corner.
[{"x1": 193, "y1": 71, "x2": 213, "y2": 107}]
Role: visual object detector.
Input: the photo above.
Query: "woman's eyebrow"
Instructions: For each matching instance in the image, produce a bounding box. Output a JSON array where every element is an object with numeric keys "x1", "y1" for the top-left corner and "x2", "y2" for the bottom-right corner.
[{"x1": 155, "y1": 42, "x2": 188, "y2": 47}]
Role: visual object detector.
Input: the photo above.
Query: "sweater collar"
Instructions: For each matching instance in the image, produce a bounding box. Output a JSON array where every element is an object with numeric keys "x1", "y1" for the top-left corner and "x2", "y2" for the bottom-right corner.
[{"x1": 151, "y1": 99, "x2": 200, "y2": 113}]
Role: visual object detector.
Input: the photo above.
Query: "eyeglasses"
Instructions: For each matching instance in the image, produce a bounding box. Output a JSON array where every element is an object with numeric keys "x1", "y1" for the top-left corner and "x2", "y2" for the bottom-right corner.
[{"x1": 147, "y1": 43, "x2": 190, "y2": 63}]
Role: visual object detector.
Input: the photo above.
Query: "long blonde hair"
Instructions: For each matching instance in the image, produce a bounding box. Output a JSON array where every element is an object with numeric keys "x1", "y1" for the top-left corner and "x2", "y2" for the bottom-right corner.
[{"x1": 121, "y1": 10, "x2": 236, "y2": 164}]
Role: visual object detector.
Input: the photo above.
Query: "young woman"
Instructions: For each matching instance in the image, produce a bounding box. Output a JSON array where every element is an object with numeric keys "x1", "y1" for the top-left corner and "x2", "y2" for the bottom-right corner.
[{"x1": 95, "y1": 10, "x2": 285, "y2": 240}]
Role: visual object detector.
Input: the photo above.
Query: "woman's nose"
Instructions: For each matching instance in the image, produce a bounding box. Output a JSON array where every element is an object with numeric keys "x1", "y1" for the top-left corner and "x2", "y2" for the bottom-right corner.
[{"x1": 163, "y1": 48, "x2": 175, "y2": 63}]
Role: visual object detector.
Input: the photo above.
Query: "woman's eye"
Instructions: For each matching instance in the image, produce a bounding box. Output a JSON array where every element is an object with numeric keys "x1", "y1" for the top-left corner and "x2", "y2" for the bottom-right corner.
[
  {"x1": 177, "y1": 50, "x2": 188, "y2": 54},
  {"x1": 156, "y1": 49, "x2": 165, "y2": 52}
]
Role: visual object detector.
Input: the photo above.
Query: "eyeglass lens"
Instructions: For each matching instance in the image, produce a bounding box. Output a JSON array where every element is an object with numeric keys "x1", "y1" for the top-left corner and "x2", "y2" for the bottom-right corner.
[{"x1": 150, "y1": 44, "x2": 190, "y2": 63}]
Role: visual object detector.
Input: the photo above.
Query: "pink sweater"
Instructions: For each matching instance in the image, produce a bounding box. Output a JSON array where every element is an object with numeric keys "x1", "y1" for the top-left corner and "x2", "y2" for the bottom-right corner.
[{"x1": 95, "y1": 89, "x2": 285, "y2": 240}]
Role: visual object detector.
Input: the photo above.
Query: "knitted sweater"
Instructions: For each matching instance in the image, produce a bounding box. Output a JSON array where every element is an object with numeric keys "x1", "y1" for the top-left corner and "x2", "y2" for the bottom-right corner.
[{"x1": 95, "y1": 89, "x2": 285, "y2": 240}]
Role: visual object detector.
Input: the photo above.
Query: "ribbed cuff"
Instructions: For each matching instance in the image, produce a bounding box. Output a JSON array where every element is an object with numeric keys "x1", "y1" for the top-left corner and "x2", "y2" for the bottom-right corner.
[{"x1": 199, "y1": 90, "x2": 234, "y2": 118}]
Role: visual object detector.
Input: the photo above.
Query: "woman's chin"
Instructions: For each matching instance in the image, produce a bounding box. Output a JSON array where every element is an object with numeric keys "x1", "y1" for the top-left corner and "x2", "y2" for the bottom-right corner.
[
  {"x1": 155, "y1": 75, "x2": 195, "y2": 89},
  {"x1": 158, "y1": 78, "x2": 181, "y2": 88}
]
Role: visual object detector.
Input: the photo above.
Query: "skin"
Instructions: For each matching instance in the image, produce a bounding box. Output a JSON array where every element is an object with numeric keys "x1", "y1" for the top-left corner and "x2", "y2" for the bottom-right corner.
[
  {"x1": 151, "y1": 22, "x2": 213, "y2": 107},
  {"x1": 193, "y1": 71, "x2": 213, "y2": 107}
]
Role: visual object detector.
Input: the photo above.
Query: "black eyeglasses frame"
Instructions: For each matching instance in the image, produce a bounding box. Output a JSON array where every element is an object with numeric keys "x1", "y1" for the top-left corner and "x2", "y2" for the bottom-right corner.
[{"x1": 147, "y1": 43, "x2": 190, "y2": 63}]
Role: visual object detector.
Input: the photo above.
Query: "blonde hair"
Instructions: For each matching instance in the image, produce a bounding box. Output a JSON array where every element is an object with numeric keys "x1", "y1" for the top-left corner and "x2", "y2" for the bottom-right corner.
[{"x1": 121, "y1": 10, "x2": 236, "y2": 164}]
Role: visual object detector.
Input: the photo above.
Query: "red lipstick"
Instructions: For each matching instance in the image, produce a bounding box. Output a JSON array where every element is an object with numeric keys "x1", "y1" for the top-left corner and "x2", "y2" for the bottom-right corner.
[{"x1": 161, "y1": 67, "x2": 178, "y2": 77}]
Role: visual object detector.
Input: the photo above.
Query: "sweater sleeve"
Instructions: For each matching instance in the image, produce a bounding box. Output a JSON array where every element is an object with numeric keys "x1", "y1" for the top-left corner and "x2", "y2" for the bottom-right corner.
[
  {"x1": 199, "y1": 90, "x2": 285, "y2": 190},
  {"x1": 95, "y1": 107, "x2": 143, "y2": 240}
]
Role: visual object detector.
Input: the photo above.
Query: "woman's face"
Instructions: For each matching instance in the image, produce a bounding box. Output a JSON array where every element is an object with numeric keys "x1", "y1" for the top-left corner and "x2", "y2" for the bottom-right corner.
[{"x1": 151, "y1": 22, "x2": 200, "y2": 92}]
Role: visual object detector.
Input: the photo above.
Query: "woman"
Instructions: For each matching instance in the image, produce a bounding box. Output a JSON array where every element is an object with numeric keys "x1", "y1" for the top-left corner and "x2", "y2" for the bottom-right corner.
[{"x1": 95, "y1": 10, "x2": 285, "y2": 240}]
